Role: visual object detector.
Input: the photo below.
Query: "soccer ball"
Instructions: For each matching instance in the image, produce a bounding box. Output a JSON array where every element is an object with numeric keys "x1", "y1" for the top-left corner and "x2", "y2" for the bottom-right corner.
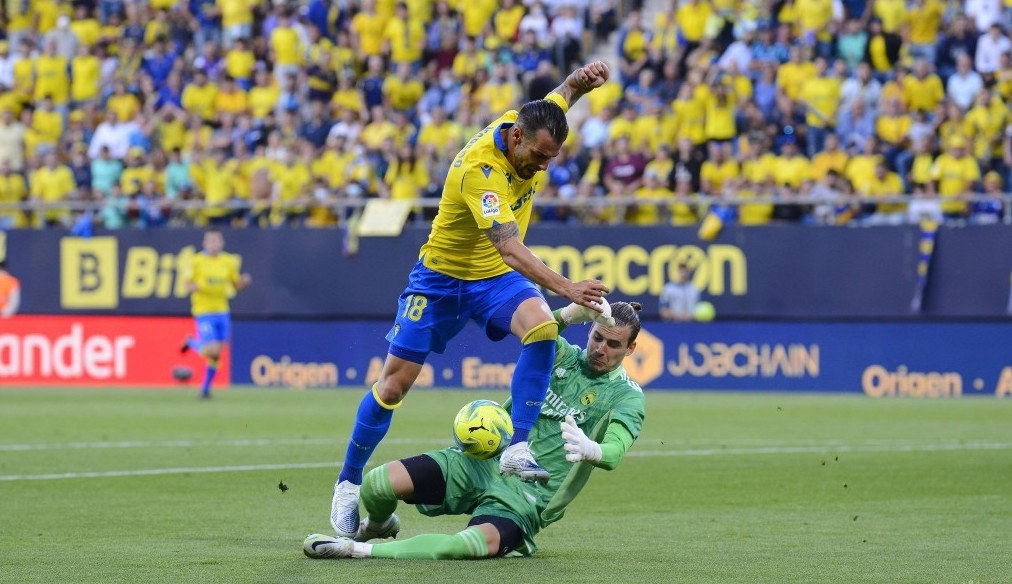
[
  {"x1": 693, "y1": 301, "x2": 716, "y2": 322},
  {"x1": 171, "y1": 365, "x2": 193, "y2": 382},
  {"x1": 452, "y1": 400, "x2": 513, "y2": 460}
]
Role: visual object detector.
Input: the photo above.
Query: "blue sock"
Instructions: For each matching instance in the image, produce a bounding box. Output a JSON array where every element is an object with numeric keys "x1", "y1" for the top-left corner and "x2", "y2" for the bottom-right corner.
[
  {"x1": 508, "y1": 338, "x2": 555, "y2": 445},
  {"x1": 338, "y1": 387, "x2": 396, "y2": 485},
  {"x1": 200, "y1": 361, "x2": 217, "y2": 396}
]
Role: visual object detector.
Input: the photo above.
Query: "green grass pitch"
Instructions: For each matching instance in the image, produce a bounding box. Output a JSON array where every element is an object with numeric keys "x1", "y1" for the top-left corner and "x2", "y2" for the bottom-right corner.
[{"x1": 1, "y1": 387, "x2": 1009, "y2": 583}]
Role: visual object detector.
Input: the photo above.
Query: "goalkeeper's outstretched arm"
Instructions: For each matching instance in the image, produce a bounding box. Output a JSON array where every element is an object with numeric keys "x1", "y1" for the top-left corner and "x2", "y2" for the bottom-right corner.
[
  {"x1": 561, "y1": 415, "x2": 636, "y2": 471},
  {"x1": 594, "y1": 422, "x2": 636, "y2": 471},
  {"x1": 554, "y1": 297, "x2": 615, "y2": 331}
]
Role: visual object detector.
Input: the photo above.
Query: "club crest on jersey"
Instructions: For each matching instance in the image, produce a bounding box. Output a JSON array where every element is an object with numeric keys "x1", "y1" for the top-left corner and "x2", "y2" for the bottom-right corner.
[
  {"x1": 481, "y1": 192, "x2": 500, "y2": 217},
  {"x1": 580, "y1": 391, "x2": 596, "y2": 406},
  {"x1": 540, "y1": 387, "x2": 586, "y2": 422}
]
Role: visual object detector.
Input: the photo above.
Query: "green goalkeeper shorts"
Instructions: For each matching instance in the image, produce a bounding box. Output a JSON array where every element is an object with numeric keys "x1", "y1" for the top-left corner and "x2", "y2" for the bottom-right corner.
[{"x1": 415, "y1": 447, "x2": 552, "y2": 556}]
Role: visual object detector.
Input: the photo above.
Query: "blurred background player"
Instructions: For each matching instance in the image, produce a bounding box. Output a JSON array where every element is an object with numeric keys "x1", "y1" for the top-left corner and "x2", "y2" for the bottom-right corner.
[
  {"x1": 307, "y1": 300, "x2": 645, "y2": 560},
  {"x1": 0, "y1": 258, "x2": 20, "y2": 318},
  {"x1": 181, "y1": 228, "x2": 251, "y2": 399},
  {"x1": 330, "y1": 61, "x2": 614, "y2": 538},
  {"x1": 659, "y1": 262, "x2": 700, "y2": 322}
]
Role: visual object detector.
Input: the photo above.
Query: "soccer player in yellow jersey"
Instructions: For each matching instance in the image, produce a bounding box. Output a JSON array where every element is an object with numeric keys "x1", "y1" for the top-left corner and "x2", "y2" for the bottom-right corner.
[
  {"x1": 331, "y1": 62, "x2": 613, "y2": 539},
  {"x1": 181, "y1": 229, "x2": 251, "y2": 399}
]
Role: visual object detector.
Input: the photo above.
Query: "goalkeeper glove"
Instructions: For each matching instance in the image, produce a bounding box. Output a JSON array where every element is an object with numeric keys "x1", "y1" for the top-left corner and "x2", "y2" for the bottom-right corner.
[
  {"x1": 558, "y1": 297, "x2": 615, "y2": 327},
  {"x1": 560, "y1": 414, "x2": 602, "y2": 464}
]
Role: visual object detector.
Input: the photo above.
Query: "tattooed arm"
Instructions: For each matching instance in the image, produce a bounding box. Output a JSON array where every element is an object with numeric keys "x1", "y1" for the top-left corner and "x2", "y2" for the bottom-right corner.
[
  {"x1": 548, "y1": 61, "x2": 611, "y2": 110},
  {"x1": 486, "y1": 221, "x2": 608, "y2": 309}
]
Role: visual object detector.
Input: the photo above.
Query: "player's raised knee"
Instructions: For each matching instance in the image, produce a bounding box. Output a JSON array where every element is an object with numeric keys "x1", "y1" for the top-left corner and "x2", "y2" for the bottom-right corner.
[
  {"x1": 202, "y1": 343, "x2": 223, "y2": 359},
  {"x1": 373, "y1": 381, "x2": 406, "y2": 409},
  {"x1": 521, "y1": 320, "x2": 558, "y2": 344}
]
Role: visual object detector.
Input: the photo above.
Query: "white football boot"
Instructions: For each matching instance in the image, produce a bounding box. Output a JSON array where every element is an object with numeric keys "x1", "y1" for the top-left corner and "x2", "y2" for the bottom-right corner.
[
  {"x1": 354, "y1": 513, "x2": 401, "y2": 542},
  {"x1": 303, "y1": 534, "x2": 357, "y2": 559},
  {"x1": 330, "y1": 480, "x2": 361, "y2": 538}
]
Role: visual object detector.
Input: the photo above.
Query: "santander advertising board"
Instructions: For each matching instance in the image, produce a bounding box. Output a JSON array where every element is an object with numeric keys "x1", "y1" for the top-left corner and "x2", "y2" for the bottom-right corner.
[{"x1": 0, "y1": 316, "x2": 229, "y2": 386}]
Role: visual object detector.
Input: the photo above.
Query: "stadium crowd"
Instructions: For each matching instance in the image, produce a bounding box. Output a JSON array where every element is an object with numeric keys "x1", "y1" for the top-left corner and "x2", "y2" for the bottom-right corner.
[{"x1": 0, "y1": 0, "x2": 1010, "y2": 230}]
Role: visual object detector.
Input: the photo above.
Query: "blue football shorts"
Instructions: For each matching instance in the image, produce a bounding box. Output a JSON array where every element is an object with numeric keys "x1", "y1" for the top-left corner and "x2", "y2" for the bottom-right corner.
[
  {"x1": 385, "y1": 260, "x2": 544, "y2": 363},
  {"x1": 195, "y1": 313, "x2": 231, "y2": 345}
]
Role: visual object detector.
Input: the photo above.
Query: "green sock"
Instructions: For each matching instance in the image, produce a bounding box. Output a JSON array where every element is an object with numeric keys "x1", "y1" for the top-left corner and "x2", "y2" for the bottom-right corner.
[
  {"x1": 361, "y1": 464, "x2": 398, "y2": 523},
  {"x1": 369, "y1": 527, "x2": 490, "y2": 560}
]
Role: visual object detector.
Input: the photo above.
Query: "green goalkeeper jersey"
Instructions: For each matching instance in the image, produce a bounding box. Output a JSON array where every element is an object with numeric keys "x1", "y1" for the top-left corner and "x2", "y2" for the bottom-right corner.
[{"x1": 508, "y1": 331, "x2": 647, "y2": 494}]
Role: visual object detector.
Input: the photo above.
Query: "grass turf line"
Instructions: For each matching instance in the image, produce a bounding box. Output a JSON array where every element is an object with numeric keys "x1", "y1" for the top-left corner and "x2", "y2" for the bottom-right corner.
[{"x1": 0, "y1": 387, "x2": 1009, "y2": 583}]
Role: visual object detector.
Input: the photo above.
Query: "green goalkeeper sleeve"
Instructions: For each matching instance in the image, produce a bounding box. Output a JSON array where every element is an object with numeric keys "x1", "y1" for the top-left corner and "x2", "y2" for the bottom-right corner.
[{"x1": 595, "y1": 422, "x2": 636, "y2": 471}]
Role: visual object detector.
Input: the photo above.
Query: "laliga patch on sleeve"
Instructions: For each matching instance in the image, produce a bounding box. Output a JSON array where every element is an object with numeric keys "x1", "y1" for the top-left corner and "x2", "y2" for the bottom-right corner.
[{"x1": 481, "y1": 192, "x2": 501, "y2": 218}]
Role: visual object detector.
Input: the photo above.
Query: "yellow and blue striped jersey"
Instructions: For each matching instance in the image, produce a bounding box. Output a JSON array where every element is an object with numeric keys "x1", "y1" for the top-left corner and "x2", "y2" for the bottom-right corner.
[{"x1": 418, "y1": 92, "x2": 569, "y2": 280}]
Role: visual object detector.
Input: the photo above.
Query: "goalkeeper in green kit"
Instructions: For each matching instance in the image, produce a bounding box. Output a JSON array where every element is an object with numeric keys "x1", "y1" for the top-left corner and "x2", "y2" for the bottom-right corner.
[{"x1": 304, "y1": 300, "x2": 646, "y2": 560}]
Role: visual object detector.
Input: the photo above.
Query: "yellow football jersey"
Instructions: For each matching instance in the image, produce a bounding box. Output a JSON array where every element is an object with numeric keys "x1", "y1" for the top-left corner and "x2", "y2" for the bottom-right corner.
[
  {"x1": 34, "y1": 55, "x2": 70, "y2": 104},
  {"x1": 186, "y1": 252, "x2": 242, "y2": 316},
  {"x1": 931, "y1": 154, "x2": 980, "y2": 213},
  {"x1": 418, "y1": 92, "x2": 569, "y2": 280}
]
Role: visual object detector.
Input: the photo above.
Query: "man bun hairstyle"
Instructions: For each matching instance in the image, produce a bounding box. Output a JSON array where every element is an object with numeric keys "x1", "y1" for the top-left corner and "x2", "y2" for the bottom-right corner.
[
  {"x1": 516, "y1": 99, "x2": 569, "y2": 145},
  {"x1": 611, "y1": 301, "x2": 642, "y2": 345}
]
